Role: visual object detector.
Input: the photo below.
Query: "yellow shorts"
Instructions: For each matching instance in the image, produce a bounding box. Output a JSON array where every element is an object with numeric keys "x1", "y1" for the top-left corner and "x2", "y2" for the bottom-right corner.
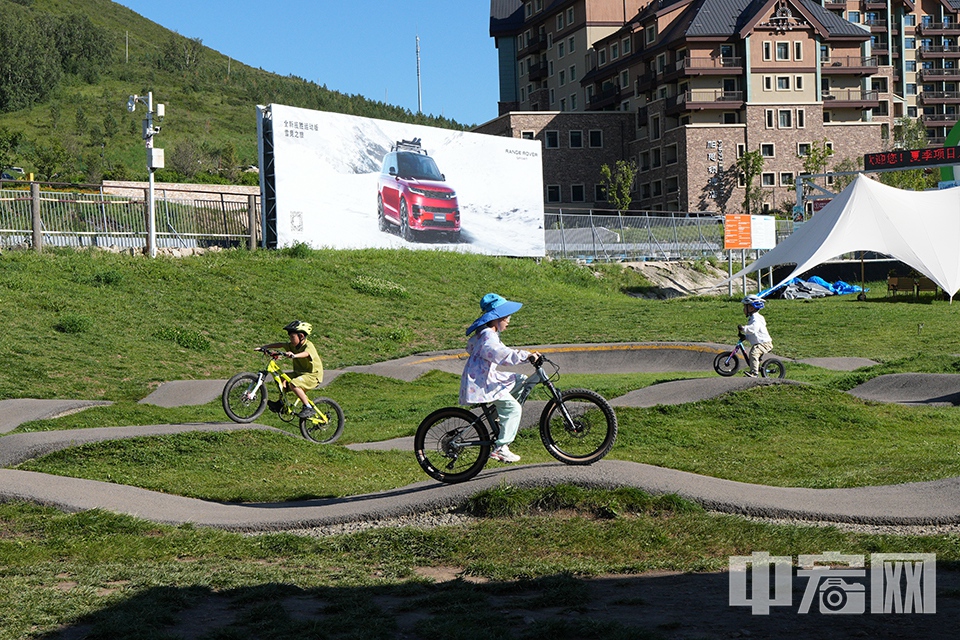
[{"x1": 288, "y1": 373, "x2": 321, "y2": 390}]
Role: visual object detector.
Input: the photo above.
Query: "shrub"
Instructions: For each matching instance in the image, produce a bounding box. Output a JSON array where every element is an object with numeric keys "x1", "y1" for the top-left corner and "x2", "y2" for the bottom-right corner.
[
  {"x1": 351, "y1": 275, "x2": 409, "y2": 299},
  {"x1": 55, "y1": 314, "x2": 92, "y2": 334},
  {"x1": 153, "y1": 327, "x2": 210, "y2": 352}
]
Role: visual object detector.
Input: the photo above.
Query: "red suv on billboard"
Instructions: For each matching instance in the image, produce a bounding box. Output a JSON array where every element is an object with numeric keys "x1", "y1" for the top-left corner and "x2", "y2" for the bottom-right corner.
[{"x1": 377, "y1": 138, "x2": 460, "y2": 242}]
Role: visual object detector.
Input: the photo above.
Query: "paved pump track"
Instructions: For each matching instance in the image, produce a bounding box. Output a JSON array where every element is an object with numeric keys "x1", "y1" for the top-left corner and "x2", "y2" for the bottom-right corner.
[{"x1": 4, "y1": 343, "x2": 960, "y2": 530}]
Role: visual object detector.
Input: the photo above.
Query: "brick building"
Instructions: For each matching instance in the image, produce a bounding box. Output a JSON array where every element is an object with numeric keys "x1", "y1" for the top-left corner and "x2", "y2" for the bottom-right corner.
[{"x1": 480, "y1": 0, "x2": 912, "y2": 213}]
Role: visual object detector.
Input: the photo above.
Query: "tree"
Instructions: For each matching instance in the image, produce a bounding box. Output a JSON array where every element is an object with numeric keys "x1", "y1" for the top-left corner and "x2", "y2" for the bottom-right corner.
[
  {"x1": 0, "y1": 127, "x2": 24, "y2": 171},
  {"x1": 735, "y1": 150, "x2": 765, "y2": 214},
  {"x1": 159, "y1": 35, "x2": 205, "y2": 72},
  {"x1": 31, "y1": 138, "x2": 70, "y2": 180},
  {"x1": 801, "y1": 138, "x2": 834, "y2": 187},
  {"x1": 880, "y1": 117, "x2": 938, "y2": 191},
  {"x1": 599, "y1": 160, "x2": 637, "y2": 210}
]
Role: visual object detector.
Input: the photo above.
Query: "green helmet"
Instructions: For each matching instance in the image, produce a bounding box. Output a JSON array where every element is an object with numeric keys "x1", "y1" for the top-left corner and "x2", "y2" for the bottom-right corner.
[{"x1": 283, "y1": 320, "x2": 312, "y2": 336}]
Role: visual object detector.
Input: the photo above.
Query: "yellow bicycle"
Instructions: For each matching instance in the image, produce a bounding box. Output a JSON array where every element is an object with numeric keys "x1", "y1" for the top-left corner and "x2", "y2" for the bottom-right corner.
[{"x1": 221, "y1": 348, "x2": 344, "y2": 444}]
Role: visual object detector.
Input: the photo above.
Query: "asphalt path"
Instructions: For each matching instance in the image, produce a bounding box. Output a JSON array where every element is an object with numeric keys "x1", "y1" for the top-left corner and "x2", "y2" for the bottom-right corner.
[{"x1": 6, "y1": 342, "x2": 960, "y2": 530}]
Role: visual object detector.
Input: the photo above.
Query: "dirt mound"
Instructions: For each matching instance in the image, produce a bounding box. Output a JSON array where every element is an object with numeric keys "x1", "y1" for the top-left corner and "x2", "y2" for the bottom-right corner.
[{"x1": 624, "y1": 260, "x2": 733, "y2": 298}]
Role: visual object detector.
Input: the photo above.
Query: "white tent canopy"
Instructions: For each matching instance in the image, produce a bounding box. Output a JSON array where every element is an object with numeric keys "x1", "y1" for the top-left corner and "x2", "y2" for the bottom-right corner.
[{"x1": 732, "y1": 175, "x2": 960, "y2": 300}]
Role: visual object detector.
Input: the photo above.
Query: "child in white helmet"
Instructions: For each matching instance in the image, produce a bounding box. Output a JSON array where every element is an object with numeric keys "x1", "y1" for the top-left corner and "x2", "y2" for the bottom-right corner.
[{"x1": 738, "y1": 295, "x2": 772, "y2": 378}]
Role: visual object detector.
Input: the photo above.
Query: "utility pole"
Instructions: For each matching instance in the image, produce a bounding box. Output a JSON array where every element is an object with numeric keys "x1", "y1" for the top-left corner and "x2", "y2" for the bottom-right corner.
[
  {"x1": 127, "y1": 91, "x2": 165, "y2": 257},
  {"x1": 416, "y1": 35, "x2": 422, "y2": 114}
]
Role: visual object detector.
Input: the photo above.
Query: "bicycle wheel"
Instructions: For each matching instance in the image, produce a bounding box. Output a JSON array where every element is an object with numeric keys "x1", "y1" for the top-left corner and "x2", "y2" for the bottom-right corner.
[
  {"x1": 761, "y1": 358, "x2": 786, "y2": 379},
  {"x1": 713, "y1": 351, "x2": 740, "y2": 376},
  {"x1": 222, "y1": 372, "x2": 267, "y2": 423},
  {"x1": 414, "y1": 407, "x2": 490, "y2": 483},
  {"x1": 300, "y1": 397, "x2": 345, "y2": 444},
  {"x1": 539, "y1": 389, "x2": 618, "y2": 465}
]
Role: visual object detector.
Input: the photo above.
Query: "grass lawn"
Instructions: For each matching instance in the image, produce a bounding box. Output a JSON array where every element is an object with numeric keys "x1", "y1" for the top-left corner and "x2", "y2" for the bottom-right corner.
[{"x1": 3, "y1": 248, "x2": 960, "y2": 638}]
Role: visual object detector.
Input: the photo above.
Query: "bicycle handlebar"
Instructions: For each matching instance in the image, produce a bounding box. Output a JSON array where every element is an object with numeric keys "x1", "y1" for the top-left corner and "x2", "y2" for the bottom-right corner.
[{"x1": 256, "y1": 347, "x2": 286, "y2": 359}]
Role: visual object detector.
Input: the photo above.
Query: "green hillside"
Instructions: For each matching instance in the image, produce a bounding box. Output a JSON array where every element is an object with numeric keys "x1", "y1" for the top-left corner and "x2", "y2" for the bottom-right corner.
[{"x1": 0, "y1": 0, "x2": 466, "y2": 184}]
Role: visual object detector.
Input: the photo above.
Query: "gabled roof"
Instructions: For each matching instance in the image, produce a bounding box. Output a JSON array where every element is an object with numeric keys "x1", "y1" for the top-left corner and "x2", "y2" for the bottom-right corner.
[{"x1": 490, "y1": 0, "x2": 524, "y2": 36}]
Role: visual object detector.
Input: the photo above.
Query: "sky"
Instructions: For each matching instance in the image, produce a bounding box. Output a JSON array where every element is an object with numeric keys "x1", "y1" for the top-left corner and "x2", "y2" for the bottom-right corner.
[{"x1": 112, "y1": 0, "x2": 502, "y2": 126}]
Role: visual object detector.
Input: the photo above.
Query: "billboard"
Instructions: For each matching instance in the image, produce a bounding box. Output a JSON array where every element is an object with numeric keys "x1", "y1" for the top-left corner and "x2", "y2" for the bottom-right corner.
[{"x1": 258, "y1": 104, "x2": 545, "y2": 256}]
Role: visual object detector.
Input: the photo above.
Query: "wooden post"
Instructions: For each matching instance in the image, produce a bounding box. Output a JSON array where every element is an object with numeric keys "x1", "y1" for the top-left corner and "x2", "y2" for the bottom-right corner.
[
  {"x1": 31, "y1": 182, "x2": 41, "y2": 253},
  {"x1": 248, "y1": 194, "x2": 257, "y2": 251}
]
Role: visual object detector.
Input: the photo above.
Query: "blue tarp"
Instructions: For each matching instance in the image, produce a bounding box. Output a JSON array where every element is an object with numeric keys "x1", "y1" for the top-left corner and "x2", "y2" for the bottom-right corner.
[{"x1": 759, "y1": 277, "x2": 865, "y2": 298}]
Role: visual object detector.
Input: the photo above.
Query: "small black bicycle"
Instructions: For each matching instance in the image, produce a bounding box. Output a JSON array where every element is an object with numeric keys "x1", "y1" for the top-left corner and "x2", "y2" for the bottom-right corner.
[
  {"x1": 713, "y1": 333, "x2": 785, "y2": 379},
  {"x1": 414, "y1": 355, "x2": 618, "y2": 483}
]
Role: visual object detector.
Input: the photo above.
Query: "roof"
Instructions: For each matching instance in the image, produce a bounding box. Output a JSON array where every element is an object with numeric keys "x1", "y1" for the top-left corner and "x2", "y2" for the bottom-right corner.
[
  {"x1": 672, "y1": 0, "x2": 871, "y2": 39},
  {"x1": 490, "y1": 0, "x2": 524, "y2": 35}
]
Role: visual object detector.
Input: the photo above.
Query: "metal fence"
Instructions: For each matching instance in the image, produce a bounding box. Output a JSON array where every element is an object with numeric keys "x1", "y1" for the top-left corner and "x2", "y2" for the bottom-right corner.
[
  {"x1": 0, "y1": 185, "x2": 259, "y2": 250},
  {"x1": 544, "y1": 208, "x2": 726, "y2": 261}
]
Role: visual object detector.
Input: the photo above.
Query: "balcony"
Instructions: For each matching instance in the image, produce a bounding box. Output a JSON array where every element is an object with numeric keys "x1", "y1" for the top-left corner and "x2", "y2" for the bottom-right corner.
[
  {"x1": 528, "y1": 60, "x2": 548, "y2": 81},
  {"x1": 863, "y1": 0, "x2": 886, "y2": 8},
  {"x1": 824, "y1": 0, "x2": 845, "y2": 8},
  {"x1": 635, "y1": 69, "x2": 660, "y2": 93},
  {"x1": 919, "y1": 91, "x2": 960, "y2": 105},
  {"x1": 674, "y1": 56, "x2": 744, "y2": 76},
  {"x1": 666, "y1": 89, "x2": 744, "y2": 115},
  {"x1": 588, "y1": 85, "x2": 623, "y2": 110},
  {"x1": 918, "y1": 67, "x2": 960, "y2": 81},
  {"x1": 922, "y1": 113, "x2": 960, "y2": 126},
  {"x1": 919, "y1": 45, "x2": 960, "y2": 59},
  {"x1": 518, "y1": 33, "x2": 547, "y2": 57},
  {"x1": 864, "y1": 18, "x2": 887, "y2": 31},
  {"x1": 821, "y1": 88, "x2": 881, "y2": 108},
  {"x1": 821, "y1": 55, "x2": 880, "y2": 75},
  {"x1": 917, "y1": 22, "x2": 960, "y2": 35}
]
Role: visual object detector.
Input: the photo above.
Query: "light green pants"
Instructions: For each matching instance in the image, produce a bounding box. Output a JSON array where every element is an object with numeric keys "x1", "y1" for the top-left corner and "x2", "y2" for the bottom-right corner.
[{"x1": 491, "y1": 375, "x2": 526, "y2": 447}]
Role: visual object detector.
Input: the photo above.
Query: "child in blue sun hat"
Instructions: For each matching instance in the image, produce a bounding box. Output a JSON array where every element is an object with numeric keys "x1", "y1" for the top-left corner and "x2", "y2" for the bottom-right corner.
[{"x1": 459, "y1": 293, "x2": 540, "y2": 463}]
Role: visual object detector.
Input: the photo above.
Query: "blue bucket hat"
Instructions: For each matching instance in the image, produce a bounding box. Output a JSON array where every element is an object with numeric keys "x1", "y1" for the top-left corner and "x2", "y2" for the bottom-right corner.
[{"x1": 466, "y1": 293, "x2": 523, "y2": 335}]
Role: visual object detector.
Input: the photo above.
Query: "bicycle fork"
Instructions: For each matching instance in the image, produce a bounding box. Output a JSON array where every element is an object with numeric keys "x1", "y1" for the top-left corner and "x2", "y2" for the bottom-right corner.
[{"x1": 244, "y1": 372, "x2": 267, "y2": 401}]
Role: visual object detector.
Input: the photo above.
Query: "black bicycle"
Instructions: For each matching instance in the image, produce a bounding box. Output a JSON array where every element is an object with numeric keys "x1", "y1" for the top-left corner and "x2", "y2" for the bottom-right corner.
[
  {"x1": 713, "y1": 333, "x2": 785, "y2": 379},
  {"x1": 414, "y1": 355, "x2": 618, "y2": 483}
]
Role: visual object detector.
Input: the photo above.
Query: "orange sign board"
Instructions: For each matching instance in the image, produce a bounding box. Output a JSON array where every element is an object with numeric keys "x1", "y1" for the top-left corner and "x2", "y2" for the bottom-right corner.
[{"x1": 724, "y1": 214, "x2": 753, "y2": 250}]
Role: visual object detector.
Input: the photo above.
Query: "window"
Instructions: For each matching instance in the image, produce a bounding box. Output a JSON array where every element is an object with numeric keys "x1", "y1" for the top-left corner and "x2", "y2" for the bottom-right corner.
[
  {"x1": 557, "y1": 14, "x2": 564, "y2": 30},
  {"x1": 569, "y1": 130, "x2": 583, "y2": 148},
  {"x1": 760, "y1": 143, "x2": 775, "y2": 157},
  {"x1": 558, "y1": 42, "x2": 565, "y2": 58},
  {"x1": 651, "y1": 115, "x2": 661, "y2": 140},
  {"x1": 761, "y1": 172, "x2": 776, "y2": 186},
  {"x1": 570, "y1": 66, "x2": 577, "y2": 82},
  {"x1": 848, "y1": 10, "x2": 860, "y2": 23},
  {"x1": 763, "y1": 41, "x2": 772, "y2": 61},
  {"x1": 525, "y1": 2, "x2": 532, "y2": 18},
  {"x1": 571, "y1": 184, "x2": 585, "y2": 202},
  {"x1": 907, "y1": 106, "x2": 918, "y2": 117},
  {"x1": 595, "y1": 184, "x2": 607, "y2": 201},
  {"x1": 520, "y1": 86, "x2": 526, "y2": 102},
  {"x1": 549, "y1": 60, "x2": 554, "y2": 76},
  {"x1": 666, "y1": 176, "x2": 679, "y2": 193},
  {"x1": 778, "y1": 109, "x2": 792, "y2": 128},
  {"x1": 589, "y1": 130, "x2": 603, "y2": 148},
  {"x1": 652, "y1": 148, "x2": 662, "y2": 168},
  {"x1": 544, "y1": 130, "x2": 559, "y2": 148},
  {"x1": 622, "y1": 37, "x2": 631, "y2": 55},
  {"x1": 640, "y1": 151, "x2": 651, "y2": 171},
  {"x1": 652, "y1": 180, "x2": 663, "y2": 196},
  {"x1": 641, "y1": 183, "x2": 651, "y2": 199},
  {"x1": 645, "y1": 25, "x2": 656, "y2": 45},
  {"x1": 776, "y1": 42, "x2": 790, "y2": 60},
  {"x1": 780, "y1": 172, "x2": 794, "y2": 186},
  {"x1": 568, "y1": 36, "x2": 575, "y2": 53},
  {"x1": 666, "y1": 144, "x2": 678, "y2": 164},
  {"x1": 794, "y1": 41, "x2": 803, "y2": 60},
  {"x1": 611, "y1": 43, "x2": 620, "y2": 59},
  {"x1": 737, "y1": 143, "x2": 746, "y2": 158},
  {"x1": 723, "y1": 112, "x2": 738, "y2": 124},
  {"x1": 765, "y1": 109, "x2": 775, "y2": 128},
  {"x1": 620, "y1": 69, "x2": 629, "y2": 87},
  {"x1": 797, "y1": 142, "x2": 811, "y2": 157},
  {"x1": 907, "y1": 83, "x2": 917, "y2": 95},
  {"x1": 570, "y1": 93, "x2": 577, "y2": 110},
  {"x1": 547, "y1": 32, "x2": 553, "y2": 48},
  {"x1": 549, "y1": 88, "x2": 554, "y2": 104},
  {"x1": 905, "y1": 37, "x2": 916, "y2": 49},
  {"x1": 777, "y1": 76, "x2": 790, "y2": 90},
  {"x1": 797, "y1": 108, "x2": 805, "y2": 128},
  {"x1": 546, "y1": 185, "x2": 561, "y2": 202},
  {"x1": 795, "y1": 76, "x2": 804, "y2": 90},
  {"x1": 906, "y1": 60, "x2": 917, "y2": 72},
  {"x1": 903, "y1": 14, "x2": 916, "y2": 27},
  {"x1": 559, "y1": 70, "x2": 566, "y2": 86},
  {"x1": 518, "y1": 60, "x2": 525, "y2": 76},
  {"x1": 535, "y1": 0, "x2": 542, "y2": 11},
  {"x1": 559, "y1": 97, "x2": 566, "y2": 111},
  {"x1": 764, "y1": 76, "x2": 773, "y2": 91},
  {"x1": 520, "y1": 131, "x2": 535, "y2": 141},
  {"x1": 598, "y1": 48, "x2": 607, "y2": 66},
  {"x1": 567, "y1": 7, "x2": 574, "y2": 24}
]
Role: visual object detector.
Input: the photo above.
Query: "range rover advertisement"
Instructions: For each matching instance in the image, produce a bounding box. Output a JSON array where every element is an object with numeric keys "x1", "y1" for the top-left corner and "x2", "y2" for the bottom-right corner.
[{"x1": 258, "y1": 104, "x2": 545, "y2": 257}]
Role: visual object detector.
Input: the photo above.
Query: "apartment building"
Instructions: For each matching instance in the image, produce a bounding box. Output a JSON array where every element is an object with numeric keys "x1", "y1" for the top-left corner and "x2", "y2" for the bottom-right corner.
[{"x1": 483, "y1": 0, "x2": 906, "y2": 213}]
